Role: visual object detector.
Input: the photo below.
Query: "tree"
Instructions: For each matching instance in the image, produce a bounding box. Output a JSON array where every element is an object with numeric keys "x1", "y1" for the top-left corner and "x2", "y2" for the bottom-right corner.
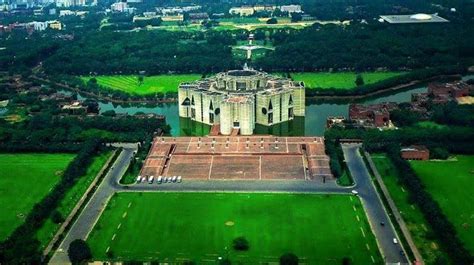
[
  {"x1": 219, "y1": 258, "x2": 231, "y2": 265},
  {"x1": 68, "y1": 239, "x2": 92, "y2": 264},
  {"x1": 232, "y1": 236, "x2": 249, "y2": 251},
  {"x1": 355, "y1": 74, "x2": 364, "y2": 86},
  {"x1": 291, "y1": 13, "x2": 303, "y2": 22},
  {"x1": 266, "y1": 18, "x2": 278, "y2": 24},
  {"x1": 51, "y1": 210, "x2": 64, "y2": 224},
  {"x1": 137, "y1": 75, "x2": 144, "y2": 85},
  {"x1": 280, "y1": 253, "x2": 298, "y2": 265},
  {"x1": 342, "y1": 257, "x2": 351, "y2": 265}
]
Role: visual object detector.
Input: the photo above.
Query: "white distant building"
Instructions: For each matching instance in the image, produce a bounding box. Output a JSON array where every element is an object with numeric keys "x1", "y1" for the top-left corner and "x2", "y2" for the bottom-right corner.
[
  {"x1": 29, "y1": 21, "x2": 48, "y2": 31},
  {"x1": 279, "y1": 5, "x2": 302, "y2": 14},
  {"x1": 111, "y1": 2, "x2": 134, "y2": 13},
  {"x1": 380, "y1": 13, "x2": 449, "y2": 24},
  {"x1": 59, "y1": 9, "x2": 74, "y2": 16},
  {"x1": 229, "y1": 6, "x2": 254, "y2": 16}
]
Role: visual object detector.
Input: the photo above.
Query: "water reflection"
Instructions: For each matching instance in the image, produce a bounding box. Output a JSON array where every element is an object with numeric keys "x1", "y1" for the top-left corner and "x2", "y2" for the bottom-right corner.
[{"x1": 70, "y1": 76, "x2": 472, "y2": 136}]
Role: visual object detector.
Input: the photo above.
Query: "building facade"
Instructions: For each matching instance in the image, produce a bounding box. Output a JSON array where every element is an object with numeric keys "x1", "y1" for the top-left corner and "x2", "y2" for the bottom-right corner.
[{"x1": 178, "y1": 70, "x2": 305, "y2": 135}]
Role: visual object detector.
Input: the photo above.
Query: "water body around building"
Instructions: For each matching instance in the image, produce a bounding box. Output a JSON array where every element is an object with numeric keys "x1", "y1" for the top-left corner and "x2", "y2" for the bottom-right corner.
[{"x1": 75, "y1": 75, "x2": 473, "y2": 136}]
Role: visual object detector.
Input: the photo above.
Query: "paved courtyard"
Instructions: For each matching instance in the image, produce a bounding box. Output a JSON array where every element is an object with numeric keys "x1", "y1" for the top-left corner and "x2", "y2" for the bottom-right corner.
[{"x1": 140, "y1": 136, "x2": 332, "y2": 181}]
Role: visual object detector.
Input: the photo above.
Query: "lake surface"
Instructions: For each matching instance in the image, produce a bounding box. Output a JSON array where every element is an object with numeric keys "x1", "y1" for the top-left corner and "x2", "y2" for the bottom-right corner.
[{"x1": 75, "y1": 75, "x2": 473, "y2": 136}]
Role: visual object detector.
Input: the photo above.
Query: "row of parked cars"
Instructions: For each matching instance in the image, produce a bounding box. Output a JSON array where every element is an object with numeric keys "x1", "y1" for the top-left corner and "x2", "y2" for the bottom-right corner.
[{"x1": 136, "y1": 175, "x2": 182, "y2": 184}]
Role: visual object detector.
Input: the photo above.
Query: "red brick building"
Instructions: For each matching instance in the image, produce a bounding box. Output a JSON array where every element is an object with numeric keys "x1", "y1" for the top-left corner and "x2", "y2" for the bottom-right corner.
[
  {"x1": 349, "y1": 102, "x2": 398, "y2": 128},
  {"x1": 400, "y1": 145, "x2": 430, "y2": 160},
  {"x1": 428, "y1": 81, "x2": 471, "y2": 104}
]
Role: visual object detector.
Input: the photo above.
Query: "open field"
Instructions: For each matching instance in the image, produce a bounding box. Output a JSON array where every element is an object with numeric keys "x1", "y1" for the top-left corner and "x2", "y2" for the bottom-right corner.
[
  {"x1": 410, "y1": 155, "x2": 474, "y2": 254},
  {"x1": 0, "y1": 153, "x2": 75, "y2": 240},
  {"x1": 291, "y1": 72, "x2": 405, "y2": 90},
  {"x1": 87, "y1": 192, "x2": 382, "y2": 264},
  {"x1": 80, "y1": 75, "x2": 201, "y2": 95},
  {"x1": 371, "y1": 154, "x2": 450, "y2": 264},
  {"x1": 35, "y1": 151, "x2": 112, "y2": 249}
]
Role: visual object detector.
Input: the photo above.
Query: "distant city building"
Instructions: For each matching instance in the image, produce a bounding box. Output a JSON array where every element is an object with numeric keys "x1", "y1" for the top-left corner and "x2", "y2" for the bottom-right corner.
[
  {"x1": 229, "y1": 6, "x2": 254, "y2": 16},
  {"x1": 178, "y1": 69, "x2": 305, "y2": 135},
  {"x1": 187, "y1": 12, "x2": 209, "y2": 22},
  {"x1": 156, "y1": 5, "x2": 201, "y2": 16},
  {"x1": 279, "y1": 4, "x2": 302, "y2": 14},
  {"x1": 380, "y1": 13, "x2": 449, "y2": 24},
  {"x1": 111, "y1": 1, "x2": 135, "y2": 13},
  {"x1": 401, "y1": 145, "x2": 430, "y2": 160},
  {"x1": 47, "y1": 20, "x2": 62, "y2": 30}
]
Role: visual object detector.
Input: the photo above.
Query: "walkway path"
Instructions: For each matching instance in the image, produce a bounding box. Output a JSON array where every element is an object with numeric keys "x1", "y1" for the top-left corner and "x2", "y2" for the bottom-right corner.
[{"x1": 342, "y1": 143, "x2": 408, "y2": 264}]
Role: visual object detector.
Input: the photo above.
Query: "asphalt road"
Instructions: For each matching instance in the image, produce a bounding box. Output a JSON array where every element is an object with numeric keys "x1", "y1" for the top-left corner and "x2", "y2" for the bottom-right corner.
[
  {"x1": 49, "y1": 147, "x2": 137, "y2": 264},
  {"x1": 342, "y1": 143, "x2": 408, "y2": 264}
]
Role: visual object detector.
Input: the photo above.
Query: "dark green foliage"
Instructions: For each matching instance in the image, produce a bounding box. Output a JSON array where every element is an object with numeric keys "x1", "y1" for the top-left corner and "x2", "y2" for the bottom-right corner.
[
  {"x1": 68, "y1": 239, "x2": 92, "y2": 264},
  {"x1": 218, "y1": 259, "x2": 231, "y2": 265},
  {"x1": 342, "y1": 257, "x2": 351, "y2": 265},
  {"x1": 280, "y1": 253, "x2": 298, "y2": 265},
  {"x1": 256, "y1": 23, "x2": 474, "y2": 72},
  {"x1": 430, "y1": 147, "x2": 450, "y2": 160},
  {"x1": 390, "y1": 109, "x2": 421, "y2": 127},
  {"x1": 51, "y1": 210, "x2": 64, "y2": 224},
  {"x1": 266, "y1": 18, "x2": 278, "y2": 24},
  {"x1": 355, "y1": 74, "x2": 364, "y2": 87},
  {"x1": 232, "y1": 236, "x2": 249, "y2": 251}
]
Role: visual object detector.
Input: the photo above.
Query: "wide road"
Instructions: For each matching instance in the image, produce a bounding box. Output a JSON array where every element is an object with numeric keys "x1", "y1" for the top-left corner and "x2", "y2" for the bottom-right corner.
[
  {"x1": 49, "y1": 147, "x2": 137, "y2": 264},
  {"x1": 342, "y1": 143, "x2": 408, "y2": 264}
]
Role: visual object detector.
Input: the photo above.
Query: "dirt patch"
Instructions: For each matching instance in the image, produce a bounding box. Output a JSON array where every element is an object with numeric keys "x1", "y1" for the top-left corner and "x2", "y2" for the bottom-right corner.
[
  {"x1": 55, "y1": 170, "x2": 64, "y2": 176},
  {"x1": 431, "y1": 242, "x2": 439, "y2": 250},
  {"x1": 225, "y1": 221, "x2": 235, "y2": 226}
]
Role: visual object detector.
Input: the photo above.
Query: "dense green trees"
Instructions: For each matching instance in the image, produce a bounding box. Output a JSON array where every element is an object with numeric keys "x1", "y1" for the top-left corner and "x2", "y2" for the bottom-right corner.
[
  {"x1": 43, "y1": 30, "x2": 237, "y2": 75},
  {"x1": 257, "y1": 23, "x2": 474, "y2": 72}
]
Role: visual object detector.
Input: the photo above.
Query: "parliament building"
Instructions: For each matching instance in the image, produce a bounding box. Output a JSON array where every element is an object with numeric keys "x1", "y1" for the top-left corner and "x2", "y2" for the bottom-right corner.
[{"x1": 178, "y1": 69, "x2": 305, "y2": 135}]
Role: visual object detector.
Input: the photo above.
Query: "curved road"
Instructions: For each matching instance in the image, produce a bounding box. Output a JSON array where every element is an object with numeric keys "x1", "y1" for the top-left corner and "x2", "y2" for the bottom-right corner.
[{"x1": 50, "y1": 144, "x2": 409, "y2": 264}]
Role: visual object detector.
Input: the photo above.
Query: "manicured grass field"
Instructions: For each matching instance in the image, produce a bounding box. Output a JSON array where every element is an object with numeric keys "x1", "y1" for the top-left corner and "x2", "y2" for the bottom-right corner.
[
  {"x1": 371, "y1": 154, "x2": 451, "y2": 264},
  {"x1": 81, "y1": 75, "x2": 201, "y2": 95},
  {"x1": 0, "y1": 153, "x2": 75, "y2": 240},
  {"x1": 410, "y1": 156, "x2": 474, "y2": 254},
  {"x1": 87, "y1": 193, "x2": 382, "y2": 264},
  {"x1": 35, "y1": 151, "x2": 112, "y2": 249},
  {"x1": 291, "y1": 72, "x2": 405, "y2": 90}
]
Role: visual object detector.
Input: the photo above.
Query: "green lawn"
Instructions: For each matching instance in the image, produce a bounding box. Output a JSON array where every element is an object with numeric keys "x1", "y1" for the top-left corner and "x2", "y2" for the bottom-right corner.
[
  {"x1": 291, "y1": 72, "x2": 405, "y2": 90},
  {"x1": 415, "y1": 121, "x2": 448, "y2": 130},
  {"x1": 410, "y1": 156, "x2": 474, "y2": 254},
  {"x1": 371, "y1": 154, "x2": 451, "y2": 264},
  {"x1": 87, "y1": 193, "x2": 382, "y2": 264},
  {"x1": 0, "y1": 153, "x2": 75, "y2": 241},
  {"x1": 81, "y1": 75, "x2": 201, "y2": 95},
  {"x1": 35, "y1": 151, "x2": 112, "y2": 249}
]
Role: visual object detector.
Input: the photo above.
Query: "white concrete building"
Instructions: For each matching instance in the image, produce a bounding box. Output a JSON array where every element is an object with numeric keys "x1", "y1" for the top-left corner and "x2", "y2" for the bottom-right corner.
[{"x1": 178, "y1": 70, "x2": 305, "y2": 135}]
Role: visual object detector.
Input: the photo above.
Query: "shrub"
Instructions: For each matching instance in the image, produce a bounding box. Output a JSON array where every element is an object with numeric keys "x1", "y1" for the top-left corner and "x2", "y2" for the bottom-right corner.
[
  {"x1": 280, "y1": 253, "x2": 298, "y2": 265},
  {"x1": 68, "y1": 239, "x2": 92, "y2": 264},
  {"x1": 232, "y1": 236, "x2": 249, "y2": 251}
]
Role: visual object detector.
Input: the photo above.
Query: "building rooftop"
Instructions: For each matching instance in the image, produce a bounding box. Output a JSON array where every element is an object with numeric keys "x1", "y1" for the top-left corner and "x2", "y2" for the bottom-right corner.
[{"x1": 380, "y1": 13, "x2": 449, "y2": 24}]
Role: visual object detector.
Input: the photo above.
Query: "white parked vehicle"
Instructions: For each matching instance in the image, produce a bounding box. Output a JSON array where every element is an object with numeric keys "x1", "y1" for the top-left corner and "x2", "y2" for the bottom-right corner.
[
  {"x1": 393, "y1": 238, "x2": 398, "y2": 244},
  {"x1": 351, "y1": 190, "x2": 359, "y2": 195},
  {"x1": 157, "y1": 176, "x2": 162, "y2": 184},
  {"x1": 136, "y1": 175, "x2": 142, "y2": 183},
  {"x1": 141, "y1": 176, "x2": 147, "y2": 183},
  {"x1": 164, "y1": 176, "x2": 169, "y2": 183},
  {"x1": 172, "y1": 176, "x2": 177, "y2": 182},
  {"x1": 177, "y1": 176, "x2": 182, "y2": 183},
  {"x1": 148, "y1": 175, "x2": 154, "y2": 184}
]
